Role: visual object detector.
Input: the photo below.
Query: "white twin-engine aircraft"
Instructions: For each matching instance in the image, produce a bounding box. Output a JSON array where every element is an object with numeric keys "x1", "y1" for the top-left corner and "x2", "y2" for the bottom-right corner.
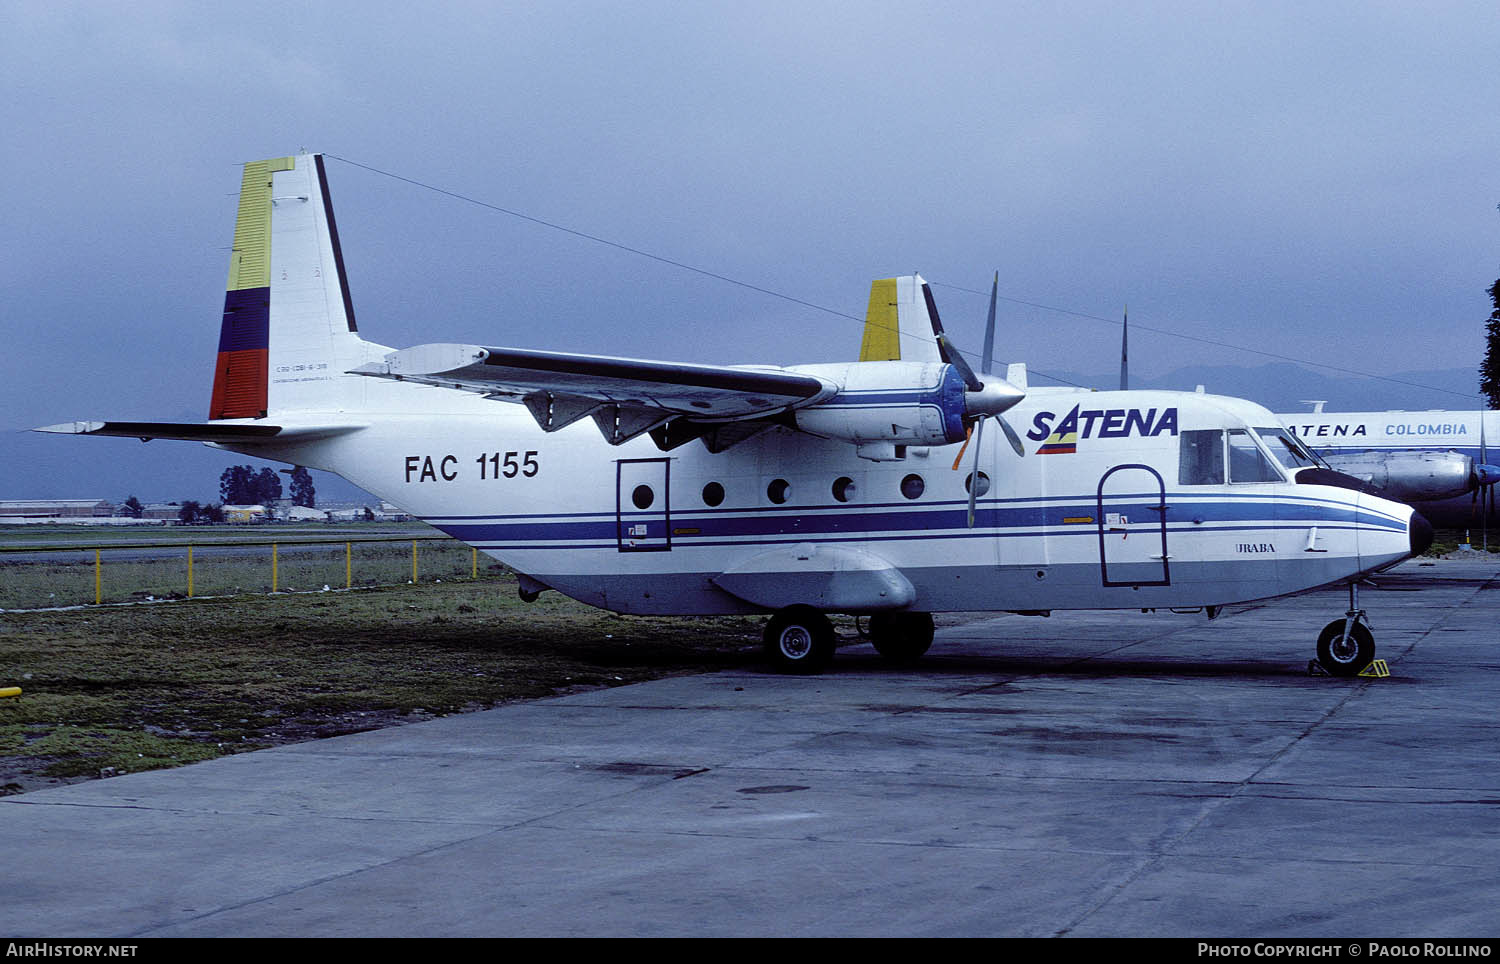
[{"x1": 40, "y1": 153, "x2": 1434, "y2": 676}]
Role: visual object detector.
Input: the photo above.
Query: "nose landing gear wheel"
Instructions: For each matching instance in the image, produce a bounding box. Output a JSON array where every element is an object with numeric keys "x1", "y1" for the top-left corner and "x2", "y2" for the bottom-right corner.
[
  {"x1": 1316, "y1": 619, "x2": 1374, "y2": 677},
  {"x1": 764, "y1": 606, "x2": 835, "y2": 674}
]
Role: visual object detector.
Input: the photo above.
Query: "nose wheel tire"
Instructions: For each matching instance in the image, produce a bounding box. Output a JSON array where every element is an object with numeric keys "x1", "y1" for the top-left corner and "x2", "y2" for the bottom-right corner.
[
  {"x1": 1316, "y1": 619, "x2": 1375, "y2": 677},
  {"x1": 764, "y1": 606, "x2": 835, "y2": 674},
  {"x1": 868, "y1": 611, "x2": 935, "y2": 663}
]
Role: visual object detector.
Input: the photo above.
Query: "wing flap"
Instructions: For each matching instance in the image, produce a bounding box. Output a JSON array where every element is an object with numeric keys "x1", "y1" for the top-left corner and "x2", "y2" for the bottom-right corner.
[{"x1": 352, "y1": 343, "x2": 836, "y2": 431}]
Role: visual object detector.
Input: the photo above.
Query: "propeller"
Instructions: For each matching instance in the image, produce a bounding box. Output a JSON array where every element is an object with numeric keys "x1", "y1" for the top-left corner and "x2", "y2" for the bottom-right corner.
[
  {"x1": 928, "y1": 273, "x2": 1025, "y2": 527},
  {"x1": 1468, "y1": 405, "x2": 1499, "y2": 551},
  {"x1": 1481, "y1": 407, "x2": 1497, "y2": 551}
]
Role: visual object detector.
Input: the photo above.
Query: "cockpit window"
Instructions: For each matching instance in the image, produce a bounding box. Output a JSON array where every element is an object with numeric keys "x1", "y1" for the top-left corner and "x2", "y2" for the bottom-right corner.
[
  {"x1": 1228, "y1": 429, "x2": 1284, "y2": 482},
  {"x1": 1179, "y1": 430, "x2": 1225, "y2": 485},
  {"x1": 1255, "y1": 427, "x2": 1325, "y2": 470}
]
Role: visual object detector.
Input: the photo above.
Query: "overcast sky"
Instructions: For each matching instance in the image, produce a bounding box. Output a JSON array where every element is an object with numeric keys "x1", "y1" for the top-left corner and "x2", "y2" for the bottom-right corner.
[{"x1": 4, "y1": 1, "x2": 1499, "y2": 501}]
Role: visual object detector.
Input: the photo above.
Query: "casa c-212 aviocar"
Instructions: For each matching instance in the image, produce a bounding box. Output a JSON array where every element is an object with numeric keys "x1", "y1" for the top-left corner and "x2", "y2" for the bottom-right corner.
[{"x1": 40, "y1": 153, "x2": 1433, "y2": 677}]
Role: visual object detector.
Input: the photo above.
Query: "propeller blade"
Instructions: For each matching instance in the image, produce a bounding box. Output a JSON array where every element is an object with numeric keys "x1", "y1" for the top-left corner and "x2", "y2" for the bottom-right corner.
[
  {"x1": 1119, "y1": 306, "x2": 1129, "y2": 391},
  {"x1": 967, "y1": 418, "x2": 985, "y2": 527},
  {"x1": 981, "y1": 271, "x2": 997, "y2": 376},
  {"x1": 1481, "y1": 404, "x2": 1489, "y2": 551},
  {"x1": 1488, "y1": 473, "x2": 1494, "y2": 552},
  {"x1": 938, "y1": 333, "x2": 983, "y2": 392},
  {"x1": 997, "y1": 414, "x2": 1025, "y2": 457},
  {"x1": 923, "y1": 283, "x2": 985, "y2": 392}
]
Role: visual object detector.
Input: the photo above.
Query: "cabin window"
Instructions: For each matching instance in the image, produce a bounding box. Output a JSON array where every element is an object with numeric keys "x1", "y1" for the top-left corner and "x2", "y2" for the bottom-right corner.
[
  {"x1": 1179, "y1": 430, "x2": 1224, "y2": 485},
  {"x1": 965, "y1": 471, "x2": 990, "y2": 497},
  {"x1": 702, "y1": 482, "x2": 725, "y2": 507},
  {"x1": 832, "y1": 476, "x2": 856, "y2": 503},
  {"x1": 1255, "y1": 427, "x2": 1323, "y2": 470},
  {"x1": 900, "y1": 474, "x2": 925, "y2": 499},
  {"x1": 1228, "y1": 429, "x2": 1283, "y2": 483},
  {"x1": 767, "y1": 478, "x2": 791, "y2": 504},
  {"x1": 631, "y1": 485, "x2": 655, "y2": 510}
]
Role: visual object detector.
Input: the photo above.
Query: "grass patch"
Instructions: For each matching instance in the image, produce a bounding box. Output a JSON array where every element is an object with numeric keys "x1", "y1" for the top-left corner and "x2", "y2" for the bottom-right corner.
[
  {"x1": 1428, "y1": 529, "x2": 1500, "y2": 556},
  {"x1": 0, "y1": 532, "x2": 483, "y2": 610},
  {"x1": 0, "y1": 576, "x2": 765, "y2": 793}
]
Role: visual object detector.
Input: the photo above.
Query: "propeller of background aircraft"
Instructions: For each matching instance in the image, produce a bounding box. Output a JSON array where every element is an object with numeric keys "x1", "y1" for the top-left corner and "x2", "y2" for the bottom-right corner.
[{"x1": 1474, "y1": 409, "x2": 1498, "y2": 549}]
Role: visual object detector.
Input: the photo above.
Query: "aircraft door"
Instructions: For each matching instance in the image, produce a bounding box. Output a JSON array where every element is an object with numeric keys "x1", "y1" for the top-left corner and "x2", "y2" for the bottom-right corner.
[
  {"x1": 1097, "y1": 464, "x2": 1169, "y2": 586},
  {"x1": 617, "y1": 458, "x2": 671, "y2": 552}
]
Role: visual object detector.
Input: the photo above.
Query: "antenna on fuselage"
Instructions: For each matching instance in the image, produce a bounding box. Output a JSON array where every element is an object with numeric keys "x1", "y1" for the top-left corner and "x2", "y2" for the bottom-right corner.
[{"x1": 1119, "y1": 306, "x2": 1128, "y2": 391}]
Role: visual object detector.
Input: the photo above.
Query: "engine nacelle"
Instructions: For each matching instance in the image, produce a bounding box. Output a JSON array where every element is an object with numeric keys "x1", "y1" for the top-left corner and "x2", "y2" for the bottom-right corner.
[
  {"x1": 1320, "y1": 449, "x2": 1475, "y2": 502},
  {"x1": 788, "y1": 361, "x2": 968, "y2": 450}
]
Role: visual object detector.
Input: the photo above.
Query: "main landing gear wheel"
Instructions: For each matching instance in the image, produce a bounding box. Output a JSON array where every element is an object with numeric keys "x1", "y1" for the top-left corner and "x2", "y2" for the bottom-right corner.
[
  {"x1": 764, "y1": 606, "x2": 835, "y2": 674},
  {"x1": 868, "y1": 612, "x2": 935, "y2": 664},
  {"x1": 1316, "y1": 619, "x2": 1374, "y2": 677}
]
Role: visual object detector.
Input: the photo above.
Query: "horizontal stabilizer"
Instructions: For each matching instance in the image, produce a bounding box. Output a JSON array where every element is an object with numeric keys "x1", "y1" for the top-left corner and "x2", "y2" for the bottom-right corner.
[{"x1": 34, "y1": 421, "x2": 364, "y2": 443}]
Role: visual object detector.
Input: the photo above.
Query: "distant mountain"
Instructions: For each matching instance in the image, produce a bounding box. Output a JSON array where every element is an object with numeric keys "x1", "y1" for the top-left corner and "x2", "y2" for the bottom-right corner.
[{"x1": 1030, "y1": 363, "x2": 1482, "y2": 414}]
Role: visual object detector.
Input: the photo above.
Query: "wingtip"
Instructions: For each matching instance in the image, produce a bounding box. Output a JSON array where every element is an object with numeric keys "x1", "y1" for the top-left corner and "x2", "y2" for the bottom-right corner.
[{"x1": 34, "y1": 421, "x2": 104, "y2": 435}]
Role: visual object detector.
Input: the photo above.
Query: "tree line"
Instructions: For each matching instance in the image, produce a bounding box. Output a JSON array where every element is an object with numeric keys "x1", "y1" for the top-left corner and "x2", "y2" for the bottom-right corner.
[{"x1": 113, "y1": 465, "x2": 316, "y2": 524}]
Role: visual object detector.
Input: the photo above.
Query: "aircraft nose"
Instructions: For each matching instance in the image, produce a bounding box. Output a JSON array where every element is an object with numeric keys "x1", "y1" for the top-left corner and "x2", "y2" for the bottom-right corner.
[{"x1": 1409, "y1": 510, "x2": 1434, "y2": 557}]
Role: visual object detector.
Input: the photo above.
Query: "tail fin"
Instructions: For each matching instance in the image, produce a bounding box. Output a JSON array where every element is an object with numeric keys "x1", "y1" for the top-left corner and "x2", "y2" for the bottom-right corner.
[
  {"x1": 209, "y1": 153, "x2": 370, "y2": 419},
  {"x1": 857, "y1": 275, "x2": 944, "y2": 364}
]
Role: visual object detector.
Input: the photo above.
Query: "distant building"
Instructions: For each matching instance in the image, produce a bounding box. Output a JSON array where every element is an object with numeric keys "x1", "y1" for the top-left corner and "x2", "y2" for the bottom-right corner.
[
  {"x1": 221, "y1": 504, "x2": 270, "y2": 524},
  {"x1": 325, "y1": 506, "x2": 377, "y2": 522},
  {"x1": 0, "y1": 499, "x2": 113, "y2": 520}
]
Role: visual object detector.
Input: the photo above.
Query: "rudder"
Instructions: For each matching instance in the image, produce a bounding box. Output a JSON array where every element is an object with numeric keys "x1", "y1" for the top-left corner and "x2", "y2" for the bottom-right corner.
[
  {"x1": 209, "y1": 153, "x2": 369, "y2": 420},
  {"x1": 857, "y1": 275, "x2": 944, "y2": 364}
]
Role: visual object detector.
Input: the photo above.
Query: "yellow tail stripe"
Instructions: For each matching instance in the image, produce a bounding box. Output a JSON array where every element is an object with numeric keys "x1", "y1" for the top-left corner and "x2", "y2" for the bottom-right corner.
[
  {"x1": 226, "y1": 156, "x2": 295, "y2": 292},
  {"x1": 859, "y1": 277, "x2": 901, "y2": 361}
]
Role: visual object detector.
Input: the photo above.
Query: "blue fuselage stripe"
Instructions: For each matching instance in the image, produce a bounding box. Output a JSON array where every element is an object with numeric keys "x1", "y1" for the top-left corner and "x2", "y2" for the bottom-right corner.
[{"x1": 428, "y1": 493, "x2": 1405, "y2": 547}]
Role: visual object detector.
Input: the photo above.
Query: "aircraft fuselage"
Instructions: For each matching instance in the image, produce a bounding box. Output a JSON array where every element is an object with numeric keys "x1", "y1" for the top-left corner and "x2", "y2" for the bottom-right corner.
[{"x1": 241, "y1": 387, "x2": 1419, "y2": 618}]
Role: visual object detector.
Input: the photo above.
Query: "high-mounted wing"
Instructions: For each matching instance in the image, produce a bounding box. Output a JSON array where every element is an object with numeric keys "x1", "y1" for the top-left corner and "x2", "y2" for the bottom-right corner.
[{"x1": 351, "y1": 343, "x2": 836, "y2": 446}]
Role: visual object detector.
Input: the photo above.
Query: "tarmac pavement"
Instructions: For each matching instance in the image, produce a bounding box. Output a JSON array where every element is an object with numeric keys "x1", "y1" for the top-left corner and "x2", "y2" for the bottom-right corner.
[{"x1": 3, "y1": 557, "x2": 1498, "y2": 937}]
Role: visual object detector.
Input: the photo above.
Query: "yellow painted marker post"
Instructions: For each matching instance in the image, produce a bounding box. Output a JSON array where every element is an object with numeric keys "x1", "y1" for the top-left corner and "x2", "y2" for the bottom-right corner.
[
  {"x1": 346, "y1": 542, "x2": 352, "y2": 589},
  {"x1": 187, "y1": 546, "x2": 194, "y2": 598},
  {"x1": 411, "y1": 540, "x2": 418, "y2": 584},
  {"x1": 0, "y1": 687, "x2": 21, "y2": 699},
  {"x1": 272, "y1": 543, "x2": 279, "y2": 593},
  {"x1": 472, "y1": 547, "x2": 478, "y2": 579},
  {"x1": 94, "y1": 548, "x2": 101, "y2": 605}
]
